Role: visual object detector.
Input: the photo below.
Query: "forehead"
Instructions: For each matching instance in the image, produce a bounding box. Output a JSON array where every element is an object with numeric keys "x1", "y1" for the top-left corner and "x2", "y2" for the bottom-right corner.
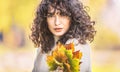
[{"x1": 48, "y1": 5, "x2": 60, "y2": 13}]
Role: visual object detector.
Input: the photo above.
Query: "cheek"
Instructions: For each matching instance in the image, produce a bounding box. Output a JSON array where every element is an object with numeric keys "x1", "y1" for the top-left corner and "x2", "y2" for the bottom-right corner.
[
  {"x1": 47, "y1": 19, "x2": 54, "y2": 27},
  {"x1": 63, "y1": 19, "x2": 71, "y2": 29}
]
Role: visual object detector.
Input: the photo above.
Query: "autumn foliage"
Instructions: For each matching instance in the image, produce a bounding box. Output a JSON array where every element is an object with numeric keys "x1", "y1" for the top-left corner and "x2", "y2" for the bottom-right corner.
[{"x1": 46, "y1": 42, "x2": 82, "y2": 72}]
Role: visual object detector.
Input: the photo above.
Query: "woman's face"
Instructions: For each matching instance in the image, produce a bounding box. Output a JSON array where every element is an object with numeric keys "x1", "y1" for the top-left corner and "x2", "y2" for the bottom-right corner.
[{"x1": 47, "y1": 7, "x2": 71, "y2": 37}]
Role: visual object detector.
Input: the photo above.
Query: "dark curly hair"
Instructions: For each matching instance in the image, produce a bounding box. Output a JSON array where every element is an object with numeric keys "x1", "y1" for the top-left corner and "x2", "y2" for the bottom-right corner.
[{"x1": 30, "y1": 0, "x2": 96, "y2": 53}]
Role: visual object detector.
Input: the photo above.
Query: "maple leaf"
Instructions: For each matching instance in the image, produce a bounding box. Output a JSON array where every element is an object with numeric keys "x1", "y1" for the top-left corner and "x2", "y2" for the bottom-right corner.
[
  {"x1": 65, "y1": 43, "x2": 74, "y2": 52},
  {"x1": 73, "y1": 50, "x2": 82, "y2": 59}
]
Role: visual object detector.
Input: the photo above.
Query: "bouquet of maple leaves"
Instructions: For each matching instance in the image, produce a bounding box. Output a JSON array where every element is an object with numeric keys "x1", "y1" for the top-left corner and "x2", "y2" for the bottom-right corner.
[{"x1": 46, "y1": 42, "x2": 82, "y2": 72}]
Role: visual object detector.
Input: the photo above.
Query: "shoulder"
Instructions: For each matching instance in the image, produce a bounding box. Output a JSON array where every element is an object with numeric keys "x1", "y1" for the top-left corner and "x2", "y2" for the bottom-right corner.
[{"x1": 65, "y1": 38, "x2": 91, "y2": 52}]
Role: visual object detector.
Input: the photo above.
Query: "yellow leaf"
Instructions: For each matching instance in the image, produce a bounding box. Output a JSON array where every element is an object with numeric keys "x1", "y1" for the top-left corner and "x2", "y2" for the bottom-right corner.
[
  {"x1": 64, "y1": 62, "x2": 71, "y2": 72},
  {"x1": 47, "y1": 55, "x2": 54, "y2": 62}
]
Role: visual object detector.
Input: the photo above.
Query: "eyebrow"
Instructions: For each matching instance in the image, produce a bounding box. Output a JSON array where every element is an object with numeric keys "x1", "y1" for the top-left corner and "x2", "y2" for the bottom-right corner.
[{"x1": 48, "y1": 11, "x2": 61, "y2": 15}]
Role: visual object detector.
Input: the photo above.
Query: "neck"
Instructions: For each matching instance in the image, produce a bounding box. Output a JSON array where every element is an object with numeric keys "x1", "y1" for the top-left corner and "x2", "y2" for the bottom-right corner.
[{"x1": 54, "y1": 36, "x2": 60, "y2": 43}]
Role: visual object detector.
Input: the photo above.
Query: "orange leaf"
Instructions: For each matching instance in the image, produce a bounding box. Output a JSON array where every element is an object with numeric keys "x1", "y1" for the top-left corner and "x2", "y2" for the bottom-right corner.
[
  {"x1": 73, "y1": 50, "x2": 82, "y2": 59},
  {"x1": 65, "y1": 43, "x2": 74, "y2": 52}
]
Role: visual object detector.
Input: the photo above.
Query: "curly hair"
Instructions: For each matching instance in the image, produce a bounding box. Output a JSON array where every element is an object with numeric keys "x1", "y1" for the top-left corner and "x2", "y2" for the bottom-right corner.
[{"x1": 30, "y1": 0, "x2": 96, "y2": 53}]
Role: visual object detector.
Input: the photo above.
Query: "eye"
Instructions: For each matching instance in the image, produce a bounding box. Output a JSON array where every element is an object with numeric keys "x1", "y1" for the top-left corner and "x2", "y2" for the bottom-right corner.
[
  {"x1": 47, "y1": 15, "x2": 53, "y2": 17},
  {"x1": 47, "y1": 14, "x2": 54, "y2": 17}
]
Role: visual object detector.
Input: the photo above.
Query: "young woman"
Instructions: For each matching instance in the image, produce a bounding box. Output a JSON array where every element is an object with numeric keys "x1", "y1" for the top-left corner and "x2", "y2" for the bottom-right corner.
[{"x1": 30, "y1": 0, "x2": 96, "y2": 72}]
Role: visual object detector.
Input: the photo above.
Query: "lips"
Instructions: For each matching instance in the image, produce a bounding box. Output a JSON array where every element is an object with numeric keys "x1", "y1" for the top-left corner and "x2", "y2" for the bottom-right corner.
[{"x1": 54, "y1": 28, "x2": 63, "y2": 32}]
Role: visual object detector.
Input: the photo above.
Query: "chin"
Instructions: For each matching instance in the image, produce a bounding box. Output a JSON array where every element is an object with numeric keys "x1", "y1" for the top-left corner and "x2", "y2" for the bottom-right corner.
[
  {"x1": 54, "y1": 33, "x2": 64, "y2": 37},
  {"x1": 52, "y1": 31, "x2": 66, "y2": 37},
  {"x1": 54, "y1": 35, "x2": 62, "y2": 37}
]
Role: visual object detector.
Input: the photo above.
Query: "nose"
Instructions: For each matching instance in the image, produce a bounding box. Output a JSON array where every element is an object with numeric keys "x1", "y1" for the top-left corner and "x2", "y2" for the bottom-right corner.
[{"x1": 55, "y1": 16, "x2": 60, "y2": 26}]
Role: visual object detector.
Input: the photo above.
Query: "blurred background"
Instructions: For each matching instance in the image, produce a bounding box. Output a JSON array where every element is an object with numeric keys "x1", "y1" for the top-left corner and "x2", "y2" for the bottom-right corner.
[{"x1": 0, "y1": 0, "x2": 120, "y2": 72}]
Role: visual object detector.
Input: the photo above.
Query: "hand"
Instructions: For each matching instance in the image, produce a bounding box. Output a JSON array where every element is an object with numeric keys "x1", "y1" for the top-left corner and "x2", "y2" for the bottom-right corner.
[{"x1": 52, "y1": 66, "x2": 63, "y2": 72}]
